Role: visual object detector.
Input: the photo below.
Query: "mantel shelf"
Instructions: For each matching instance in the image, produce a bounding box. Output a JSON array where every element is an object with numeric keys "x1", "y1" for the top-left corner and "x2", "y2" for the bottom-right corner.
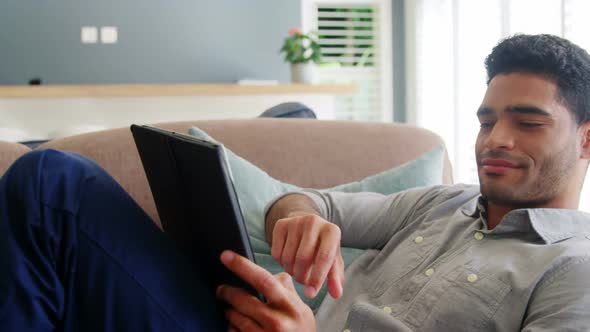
[{"x1": 0, "y1": 83, "x2": 357, "y2": 98}]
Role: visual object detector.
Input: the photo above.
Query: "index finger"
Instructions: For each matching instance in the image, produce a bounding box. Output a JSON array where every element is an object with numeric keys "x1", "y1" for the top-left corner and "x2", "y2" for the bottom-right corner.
[{"x1": 220, "y1": 250, "x2": 289, "y2": 306}]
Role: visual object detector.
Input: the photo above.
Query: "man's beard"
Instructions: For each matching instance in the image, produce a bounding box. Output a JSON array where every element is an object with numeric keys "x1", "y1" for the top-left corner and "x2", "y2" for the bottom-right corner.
[{"x1": 477, "y1": 144, "x2": 577, "y2": 208}]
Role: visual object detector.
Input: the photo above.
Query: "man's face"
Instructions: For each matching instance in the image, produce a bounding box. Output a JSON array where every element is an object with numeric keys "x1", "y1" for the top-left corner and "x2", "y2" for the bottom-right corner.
[{"x1": 475, "y1": 72, "x2": 580, "y2": 207}]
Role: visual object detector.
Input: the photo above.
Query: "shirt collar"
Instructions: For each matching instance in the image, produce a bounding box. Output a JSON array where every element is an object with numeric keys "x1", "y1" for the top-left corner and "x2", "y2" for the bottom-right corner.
[
  {"x1": 524, "y1": 208, "x2": 590, "y2": 244},
  {"x1": 461, "y1": 195, "x2": 486, "y2": 218},
  {"x1": 461, "y1": 195, "x2": 590, "y2": 244}
]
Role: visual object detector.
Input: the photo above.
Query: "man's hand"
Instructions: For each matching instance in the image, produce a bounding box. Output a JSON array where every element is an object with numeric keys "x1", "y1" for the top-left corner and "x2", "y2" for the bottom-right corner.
[
  {"x1": 216, "y1": 250, "x2": 316, "y2": 332},
  {"x1": 271, "y1": 213, "x2": 344, "y2": 299}
]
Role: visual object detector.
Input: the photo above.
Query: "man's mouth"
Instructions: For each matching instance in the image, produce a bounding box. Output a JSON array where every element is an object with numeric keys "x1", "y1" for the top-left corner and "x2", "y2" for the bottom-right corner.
[{"x1": 481, "y1": 159, "x2": 520, "y2": 175}]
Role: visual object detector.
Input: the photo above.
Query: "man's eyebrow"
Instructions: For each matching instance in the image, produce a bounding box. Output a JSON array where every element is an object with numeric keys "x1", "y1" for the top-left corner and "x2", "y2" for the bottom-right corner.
[
  {"x1": 506, "y1": 106, "x2": 552, "y2": 117},
  {"x1": 476, "y1": 107, "x2": 494, "y2": 117}
]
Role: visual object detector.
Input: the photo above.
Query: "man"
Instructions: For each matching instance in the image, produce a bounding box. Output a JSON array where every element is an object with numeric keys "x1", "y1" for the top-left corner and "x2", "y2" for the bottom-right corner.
[
  {"x1": 217, "y1": 34, "x2": 590, "y2": 331},
  {"x1": 1, "y1": 34, "x2": 590, "y2": 331}
]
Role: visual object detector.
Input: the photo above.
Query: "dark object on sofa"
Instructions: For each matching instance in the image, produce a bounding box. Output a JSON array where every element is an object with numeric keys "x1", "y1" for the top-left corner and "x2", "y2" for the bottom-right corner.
[{"x1": 258, "y1": 102, "x2": 317, "y2": 119}]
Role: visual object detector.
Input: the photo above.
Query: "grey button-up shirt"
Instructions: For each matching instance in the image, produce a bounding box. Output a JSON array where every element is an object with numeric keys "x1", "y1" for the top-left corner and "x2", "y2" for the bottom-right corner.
[{"x1": 300, "y1": 184, "x2": 590, "y2": 331}]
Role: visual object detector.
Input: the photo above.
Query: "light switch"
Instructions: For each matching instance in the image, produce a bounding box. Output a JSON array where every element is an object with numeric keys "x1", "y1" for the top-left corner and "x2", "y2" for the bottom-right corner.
[
  {"x1": 100, "y1": 26, "x2": 118, "y2": 44},
  {"x1": 81, "y1": 26, "x2": 98, "y2": 44}
]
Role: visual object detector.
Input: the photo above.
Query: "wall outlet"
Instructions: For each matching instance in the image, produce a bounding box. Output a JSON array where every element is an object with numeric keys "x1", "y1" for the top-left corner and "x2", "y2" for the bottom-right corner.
[
  {"x1": 81, "y1": 26, "x2": 98, "y2": 44},
  {"x1": 100, "y1": 26, "x2": 118, "y2": 44}
]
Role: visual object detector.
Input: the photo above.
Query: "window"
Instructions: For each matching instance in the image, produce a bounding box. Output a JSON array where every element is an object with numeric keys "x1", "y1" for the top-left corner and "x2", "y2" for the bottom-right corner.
[
  {"x1": 302, "y1": 0, "x2": 393, "y2": 121},
  {"x1": 408, "y1": 0, "x2": 590, "y2": 212}
]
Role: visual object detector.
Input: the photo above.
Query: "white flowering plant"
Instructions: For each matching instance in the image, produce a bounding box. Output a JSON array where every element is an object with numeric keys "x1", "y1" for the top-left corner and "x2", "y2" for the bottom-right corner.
[{"x1": 280, "y1": 27, "x2": 321, "y2": 64}]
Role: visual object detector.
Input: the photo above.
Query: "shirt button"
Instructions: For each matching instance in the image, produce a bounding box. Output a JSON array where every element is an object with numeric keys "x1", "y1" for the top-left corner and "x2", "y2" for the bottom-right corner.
[
  {"x1": 343, "y1": 329, "x2": 352, "y2": 332},
  {"x1": 414, "y1": 236, "x2": 424, "y2": 244},
  {"x1": 474, "y1": 232, "x2": 484, "y2": 241},
  {"x1": 424, "y1": 268, "x2": 434, "y2": 277},
  {"x1": 383, "y1": 306, "x2": 392, "y2": 314},
  {"x1": 467, "y1": 273, "x2": 478, "y2": 283},
  {"x1": 403, "y1": 291, "x2": 412, "y2": 302}
]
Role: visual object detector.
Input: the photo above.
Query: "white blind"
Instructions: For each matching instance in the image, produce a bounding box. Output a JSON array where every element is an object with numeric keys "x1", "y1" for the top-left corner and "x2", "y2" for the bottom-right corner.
[{"x1": 304, "y1": 1, "x2": 392, "y2": 121}]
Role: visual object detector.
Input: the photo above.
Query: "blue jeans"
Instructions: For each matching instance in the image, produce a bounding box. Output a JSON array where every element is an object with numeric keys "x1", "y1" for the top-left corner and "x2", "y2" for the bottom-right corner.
[{"x1": 0, "y1": 149, "x2": 225, "y2": 331}]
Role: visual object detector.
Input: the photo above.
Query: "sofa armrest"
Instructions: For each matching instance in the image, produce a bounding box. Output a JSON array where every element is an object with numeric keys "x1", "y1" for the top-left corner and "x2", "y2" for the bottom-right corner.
[{"x1": 0, "y1": 141, "x2": 32, "y2": 176}]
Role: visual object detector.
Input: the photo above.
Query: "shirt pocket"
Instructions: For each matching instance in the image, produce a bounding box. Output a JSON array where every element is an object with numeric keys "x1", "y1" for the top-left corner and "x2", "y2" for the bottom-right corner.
[
  {"x1": 411, "y1": 266, "x2": 511, "y2": 331},
  {"x1": 371, "y1": 237, "x2": 437, "y2": 296},
  {"x1": 341, "y1": 302, "x2": 415, "y2": 332}
]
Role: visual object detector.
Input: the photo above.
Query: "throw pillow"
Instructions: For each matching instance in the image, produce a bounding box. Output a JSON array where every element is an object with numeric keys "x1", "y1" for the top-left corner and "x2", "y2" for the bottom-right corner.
[{"x1": 188, "y1": 127, "x2": 445, "y2": 309}]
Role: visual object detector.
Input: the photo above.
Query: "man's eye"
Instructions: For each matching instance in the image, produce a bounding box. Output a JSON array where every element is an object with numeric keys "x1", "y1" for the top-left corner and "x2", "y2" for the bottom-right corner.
[
  {"x1": 480, "y1": 122, "x2": 494, "y2": 129},
  {"x1": 520, "y1": 122, "x2": 543, "y2": 128}
]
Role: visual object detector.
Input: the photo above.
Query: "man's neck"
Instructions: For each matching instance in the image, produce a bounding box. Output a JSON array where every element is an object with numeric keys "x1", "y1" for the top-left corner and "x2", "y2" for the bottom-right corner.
[{"x1": 486, "y1": 203, "x2": 512, "y2": 230}]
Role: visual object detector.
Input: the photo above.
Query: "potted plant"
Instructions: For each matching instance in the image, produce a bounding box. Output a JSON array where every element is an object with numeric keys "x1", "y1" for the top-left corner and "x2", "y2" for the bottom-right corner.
[{"x1": 280, "y1": 27, "x2": 321, "y2": 83}]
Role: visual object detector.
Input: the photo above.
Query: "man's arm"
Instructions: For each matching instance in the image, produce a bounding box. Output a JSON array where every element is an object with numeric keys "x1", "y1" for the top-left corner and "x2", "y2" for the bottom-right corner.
[
  {"x1": 268, "y1": 187, "x2": 441, "y2": 249},
  {"x1": 264, "y1": 187, "x2": 444, "y2": 299},
  {"x1": 521, "y1": 258, "x2": 590, "y2": 331}
]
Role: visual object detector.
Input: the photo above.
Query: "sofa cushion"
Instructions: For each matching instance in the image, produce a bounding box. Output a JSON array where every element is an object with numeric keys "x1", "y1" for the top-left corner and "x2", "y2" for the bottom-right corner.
[{"x1": 189, "y1": 127, "x2": 445, "y2": 309}]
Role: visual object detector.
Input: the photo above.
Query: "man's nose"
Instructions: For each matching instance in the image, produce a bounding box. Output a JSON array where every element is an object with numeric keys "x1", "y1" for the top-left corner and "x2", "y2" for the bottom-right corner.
[{"x1": 486, "y1": 122, "x2": 515, "y2": 150}]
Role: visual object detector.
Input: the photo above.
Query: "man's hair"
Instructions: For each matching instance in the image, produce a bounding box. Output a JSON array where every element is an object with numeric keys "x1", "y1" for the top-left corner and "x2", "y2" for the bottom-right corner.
[{"x1": 485, "y1": 34, "x2": 590, "y2": 125}]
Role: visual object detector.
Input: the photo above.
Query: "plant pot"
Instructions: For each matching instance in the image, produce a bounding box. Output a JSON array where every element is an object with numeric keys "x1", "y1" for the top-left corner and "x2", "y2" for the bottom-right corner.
[{"x1": 290, "y1": 63, "x2": 315, "y2": 84}]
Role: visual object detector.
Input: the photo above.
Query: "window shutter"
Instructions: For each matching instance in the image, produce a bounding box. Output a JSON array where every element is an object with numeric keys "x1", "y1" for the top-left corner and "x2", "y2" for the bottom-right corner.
[{"x1": 307, "y1": 1, "x2": 392, "y2": 121}]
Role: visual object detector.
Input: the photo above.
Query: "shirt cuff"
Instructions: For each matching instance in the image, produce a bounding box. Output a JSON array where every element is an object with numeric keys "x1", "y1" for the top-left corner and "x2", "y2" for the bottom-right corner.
[{"x1": 262, "y1": 189, "x2": 329, "y2": 222}]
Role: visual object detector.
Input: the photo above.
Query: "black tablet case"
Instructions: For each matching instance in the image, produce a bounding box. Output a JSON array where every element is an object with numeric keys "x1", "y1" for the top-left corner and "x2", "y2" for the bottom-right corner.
[{"x1": 130, "y1": 124, "x2": 262, "y2": 301}]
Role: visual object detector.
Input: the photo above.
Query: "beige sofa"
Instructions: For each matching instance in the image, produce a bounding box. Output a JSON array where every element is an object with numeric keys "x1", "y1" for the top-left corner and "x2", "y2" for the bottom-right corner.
[{"x1": 0, "y1": 118, "x2": 453, "y2": 228}]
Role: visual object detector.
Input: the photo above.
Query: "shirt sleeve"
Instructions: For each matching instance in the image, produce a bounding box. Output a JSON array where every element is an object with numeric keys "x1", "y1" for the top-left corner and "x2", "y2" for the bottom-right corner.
[
  {"x1": 521, "y1": 257, "x2": 590, "y2": 331},
  {"x1": 297, "y1": 186, "x2": 445, "y2": 249}
]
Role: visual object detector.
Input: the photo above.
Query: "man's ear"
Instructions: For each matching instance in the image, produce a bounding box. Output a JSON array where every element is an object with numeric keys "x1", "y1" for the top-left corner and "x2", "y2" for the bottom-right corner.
[{"x1": 579, "y1": 121, "x2": 590, "y2": 159}]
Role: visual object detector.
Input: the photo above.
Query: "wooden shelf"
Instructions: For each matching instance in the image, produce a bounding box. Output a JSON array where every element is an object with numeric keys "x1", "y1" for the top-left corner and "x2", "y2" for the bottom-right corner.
[{"x1": 0, "y1": 83, "x2": 357, "y2": 98}]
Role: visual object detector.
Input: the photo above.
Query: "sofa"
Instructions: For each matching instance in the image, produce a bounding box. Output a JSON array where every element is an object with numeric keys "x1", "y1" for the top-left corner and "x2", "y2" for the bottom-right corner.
[
  {"x1": 1, "y1": 118, "x2": 454, "y2": 310},
  {"x1": 0, "y1": 119, "x2": 453, "y2": 228}
]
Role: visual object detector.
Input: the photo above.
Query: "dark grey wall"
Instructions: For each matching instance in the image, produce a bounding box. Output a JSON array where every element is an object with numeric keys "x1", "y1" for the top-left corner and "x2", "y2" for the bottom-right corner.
[{"x1": 0, "y1": 1, "x2": 300, "y2": 85}]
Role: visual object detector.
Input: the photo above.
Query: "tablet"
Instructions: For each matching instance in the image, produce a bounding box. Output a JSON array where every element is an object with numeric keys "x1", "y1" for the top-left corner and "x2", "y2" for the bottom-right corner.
[{"x1": 130, "y1": 124, "x2": 263, "y2": 302}]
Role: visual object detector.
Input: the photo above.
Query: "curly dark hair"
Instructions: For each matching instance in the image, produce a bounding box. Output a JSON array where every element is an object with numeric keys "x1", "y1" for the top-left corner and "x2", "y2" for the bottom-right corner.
[{"x1": 485, "y1": 34, "x2": 590, "y2": 125}]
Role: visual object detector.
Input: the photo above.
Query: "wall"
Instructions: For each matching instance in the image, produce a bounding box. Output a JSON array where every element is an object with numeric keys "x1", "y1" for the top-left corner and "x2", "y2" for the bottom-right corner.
[{"x1": 0, "y1": 0, "x2": 300, "y2": 85}]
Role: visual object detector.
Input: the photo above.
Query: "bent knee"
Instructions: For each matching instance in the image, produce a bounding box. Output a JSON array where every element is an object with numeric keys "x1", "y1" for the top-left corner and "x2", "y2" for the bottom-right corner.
[
  {"x1": 9, "y1": 149, "x2": 88, "y2": 173},
  {"x1": 4, "y1": 149, "x2": 103, "y2": 208}
]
